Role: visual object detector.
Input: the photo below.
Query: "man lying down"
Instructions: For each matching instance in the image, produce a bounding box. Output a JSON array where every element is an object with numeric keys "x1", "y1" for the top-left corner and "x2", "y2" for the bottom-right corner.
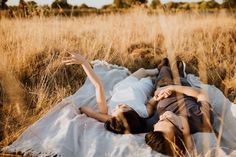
[{"x1": 64, "y1": 53, "x2": 219, "y2": 156}]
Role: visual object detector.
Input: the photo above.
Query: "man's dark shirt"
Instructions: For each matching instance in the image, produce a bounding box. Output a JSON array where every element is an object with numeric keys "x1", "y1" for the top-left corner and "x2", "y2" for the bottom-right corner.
[{"x1": 157, "y1": 93, "x2": 214, "y2": 134}]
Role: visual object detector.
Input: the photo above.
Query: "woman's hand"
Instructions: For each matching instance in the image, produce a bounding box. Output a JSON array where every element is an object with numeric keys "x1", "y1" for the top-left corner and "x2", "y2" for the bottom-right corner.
[
  {"x1": 154, "y1": 86, "x2": 173, "y2": 101},
  {"x1": 80, "y1": 106, "x2": 94, "y2": 117},
  {"x1": 80, "y1": 106, "x2": 111, "y2": 122},
  {"x1": 63, "y1": 52, "x2": 87, "y2": 65}
]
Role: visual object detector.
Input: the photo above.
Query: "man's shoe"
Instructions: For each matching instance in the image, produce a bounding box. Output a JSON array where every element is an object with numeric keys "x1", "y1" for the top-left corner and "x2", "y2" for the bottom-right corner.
[
  {"x1": 158, "y1": 58, "x2": 170, "y2": 69},
  {"x1": 177, "y1": 60, "x2": 187, "y2": 78}
]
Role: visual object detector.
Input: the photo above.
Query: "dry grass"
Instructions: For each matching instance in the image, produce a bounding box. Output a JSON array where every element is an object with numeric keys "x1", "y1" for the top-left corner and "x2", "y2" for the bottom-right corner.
[{"x1": 0, "y1": 9, "x2": 236, "y2": 154}]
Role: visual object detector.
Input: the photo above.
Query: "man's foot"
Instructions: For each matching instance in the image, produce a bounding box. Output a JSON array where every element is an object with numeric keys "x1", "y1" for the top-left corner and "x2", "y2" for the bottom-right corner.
[
  {"x1": 177, "y1": 60, "x2": 187, "y2": 78},
  {"x1": 158, "y1": 58, "x2": 170, "y2": 69}
]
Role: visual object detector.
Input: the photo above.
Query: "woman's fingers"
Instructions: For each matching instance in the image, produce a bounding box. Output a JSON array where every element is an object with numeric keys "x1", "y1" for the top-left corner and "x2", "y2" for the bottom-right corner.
[
  {"x1": 67, "y1": 52, "x2": 76, "y2": 56},
  {"x1": 62, "y1": 59, "x2": 76, "y2": 65},
  {"x1": 62, "y1": 53, "x2": 85, "y2": 65}
]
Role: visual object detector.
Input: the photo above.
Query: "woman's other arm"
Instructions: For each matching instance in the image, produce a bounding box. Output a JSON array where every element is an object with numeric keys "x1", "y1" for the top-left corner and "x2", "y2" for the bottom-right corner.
[{"x1": 80, "y1": 107, "x2": 111, "y2": 122}]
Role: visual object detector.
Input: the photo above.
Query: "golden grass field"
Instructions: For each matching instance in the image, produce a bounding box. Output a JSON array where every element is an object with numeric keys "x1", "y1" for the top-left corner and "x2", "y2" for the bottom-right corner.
[{"x1": 0, "y1": 9, "x2": 236, "y2": 150}]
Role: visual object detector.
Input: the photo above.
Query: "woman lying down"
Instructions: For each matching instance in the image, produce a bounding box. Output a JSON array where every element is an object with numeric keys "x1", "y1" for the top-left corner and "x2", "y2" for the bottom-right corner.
[
  {"x1": 64, "y1": 53, "x2": 216, "y2": 157},
  {"x1": 63, "y1": 52, "x2": 159, "y2": 134}
]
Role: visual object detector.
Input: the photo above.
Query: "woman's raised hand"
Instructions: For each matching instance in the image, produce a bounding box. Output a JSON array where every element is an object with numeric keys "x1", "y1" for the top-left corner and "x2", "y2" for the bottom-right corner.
[{"x1": 63, "y1": 52, "x2": 87, "y2": 65}]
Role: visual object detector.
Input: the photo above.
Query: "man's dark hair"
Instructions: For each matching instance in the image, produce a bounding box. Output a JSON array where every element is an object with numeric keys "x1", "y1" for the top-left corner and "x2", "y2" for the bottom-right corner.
[
  {"x1": 145, "y1": 130, "x2": 185, "y2": 157},
  {"x1": 104, "y1": 110, "x2": 146, "y2": 134}
]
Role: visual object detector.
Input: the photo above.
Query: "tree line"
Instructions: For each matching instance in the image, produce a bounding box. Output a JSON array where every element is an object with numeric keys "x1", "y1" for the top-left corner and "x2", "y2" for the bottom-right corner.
[
  {"x1": 1, "y1": 0, "x2": 236, "y2": 10},
  {"x1": 0, "y1": 0, "x2": 235, "y2": 18}
]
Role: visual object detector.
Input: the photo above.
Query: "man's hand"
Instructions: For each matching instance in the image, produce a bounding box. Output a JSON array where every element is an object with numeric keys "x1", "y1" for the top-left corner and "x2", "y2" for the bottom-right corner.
[{"x1": 154, "y1": 86, "x2": 172, "y2": 101}]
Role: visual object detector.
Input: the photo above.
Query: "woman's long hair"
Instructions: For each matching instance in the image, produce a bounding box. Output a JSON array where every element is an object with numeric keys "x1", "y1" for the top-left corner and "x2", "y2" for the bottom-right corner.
[{"x1": 104, "y1": 110, "x2": 146, "y2": 134}]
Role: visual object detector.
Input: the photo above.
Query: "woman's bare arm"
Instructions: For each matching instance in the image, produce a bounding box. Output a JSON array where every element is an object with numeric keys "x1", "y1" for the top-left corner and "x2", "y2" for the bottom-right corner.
[
  {"x1": 80, "y1": 106, "x2": 111, "y2": 122},
  {"x1": 146, "y1": 97, "x2": 158, "y2": 117},
  {"x1": 63, "y1": 53, "x2": 108, "y2": 114}
]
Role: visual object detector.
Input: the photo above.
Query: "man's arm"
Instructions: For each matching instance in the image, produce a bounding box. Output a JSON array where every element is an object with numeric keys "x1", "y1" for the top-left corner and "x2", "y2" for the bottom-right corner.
[{"x1": 155, "y1": 85, "x2": 209, "y2": 102}]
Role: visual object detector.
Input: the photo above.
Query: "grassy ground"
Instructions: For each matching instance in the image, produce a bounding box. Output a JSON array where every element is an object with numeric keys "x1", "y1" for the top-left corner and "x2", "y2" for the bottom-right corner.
[{"x1": 0, "y1": 9, "x2": 236, "y2": 151}]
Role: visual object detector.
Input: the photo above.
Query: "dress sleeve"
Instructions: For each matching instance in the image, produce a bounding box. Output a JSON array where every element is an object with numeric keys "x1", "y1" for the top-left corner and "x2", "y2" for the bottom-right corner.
[{"x1": 139, "y1": 77, "x2": 154, "y2": 97}]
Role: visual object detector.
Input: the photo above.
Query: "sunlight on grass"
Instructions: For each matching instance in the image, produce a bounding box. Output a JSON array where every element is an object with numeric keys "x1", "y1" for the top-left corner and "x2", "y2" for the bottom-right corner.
[{"x1": 0, "y1": 10, "x2": 235, "y2": 156}]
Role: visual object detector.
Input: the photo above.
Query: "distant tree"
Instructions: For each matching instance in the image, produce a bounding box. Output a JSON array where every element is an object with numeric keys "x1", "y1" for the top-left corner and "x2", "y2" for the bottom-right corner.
[
  {"x1": 113, "y1": 0, "x2": 147, "y2": 8},
  {"x1": 27, "y1": 1, "x2": 37, "y2": 7},
  {"x1": 189, "y1": 2, "x2": 199, "y2": 9},
  {"x1": 199, "y1": 1, "x2": 208, "y2": 9},
  {"x1": 51, "y1": 0, "x2": 71, "y2": 9},
  {"x1": 19, "y1": 0, "x2": 27, "y2": 8},
  {"x1": 0, "y1": 0, "x2": 8, "y2": 9},
  {"x1": 199, "y1": 0, "x2": 219, "y2": 9},
  {"x1": 102, "y1": 4, "x2": 115, "y2": 10},
  {"x1": 163, "y1": 2, "x2": 178, "y2": 9},
  {"x1": 184, "y1": 3, "x2": 190, "y2": 10},
  {"x1": 207, "y1": 0, "x2": 220, "y2": 8},
  {"x1": 150, "y1": 0, "x2": 161, "y2": 9},
  {"x1": 222, "y1": 0, "x2": 236, "y2": 8},
  {"x1": 114, "y1": 0, "x2": 122, "y2": 8},
  {"x1": 78, "y1": 3, "x2": 89, "y2": 9},
  {"x1": 125, "y1": 0, "x2": 147, "y2": 5}
]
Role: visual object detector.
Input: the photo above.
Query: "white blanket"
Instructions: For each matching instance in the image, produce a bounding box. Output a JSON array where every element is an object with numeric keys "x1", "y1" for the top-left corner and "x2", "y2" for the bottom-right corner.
[{"x1": 2, "y1": 61, "x2": 236, "y2": 157}]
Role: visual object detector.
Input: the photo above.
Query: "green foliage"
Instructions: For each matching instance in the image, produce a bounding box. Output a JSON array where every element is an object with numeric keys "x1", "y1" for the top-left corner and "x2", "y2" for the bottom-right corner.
[
  {"x1": 101, "y1": 4, "x2": 116, "y2": 10},
  {"x1": 179, "y1": 3, "x2": 190, "y2": 10},
  {"x1": 125, "y1": 0, "x2": 147, "y2": 5},
  {"x1": 19, "y1": 0, "x2": 27, "y2": 9},
  {"x1": 114, "y1": 0, "x2": 122, "y2": 8},
  {"x1": 113, "y1": 0, "x2": 147, "y2": 8},
  {"x1": 77, "y1": 3, "x2": 97, "y2": 10},
  {"x1": 0, "y1": 0, "x2": 8, "y2": 9},
  {"x1": 208, "y1": 0, "x2": 220, "y2": 8},
  {"x1": 150, "y1": 0, "x2": 161, "y2": 9},
  {"x1": 199, "y1": 0, "x2": 220, "y2": 9},
  {"x1": 78, "y1": 3, "x2": 89, "y2": 9},
  {"x1": 51, "y1": 0, "x2": 71, "y2": 9},
  {"x1": 222, "y1": 0, "x2": 236, "y2": 8},
  {"x1": 189, "y1": 2, "x2": 199, "y2": 9},
  {"x1": 163, "y1": 2, "x2": 178, "y2": 9},
  {"x1": 27, "y1": 1, "x2": 37, "y2": 7}
]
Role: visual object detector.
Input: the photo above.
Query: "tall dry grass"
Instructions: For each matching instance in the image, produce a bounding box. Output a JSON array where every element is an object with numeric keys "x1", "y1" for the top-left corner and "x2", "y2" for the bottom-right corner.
[{"x1": 0, "y1": 10, "x2": 236, "y2": 152}]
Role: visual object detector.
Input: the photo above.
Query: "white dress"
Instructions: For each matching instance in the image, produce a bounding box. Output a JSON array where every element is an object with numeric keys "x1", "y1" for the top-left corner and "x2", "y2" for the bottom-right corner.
[{"x1": 108, "y1": 75, "x2": 153, "y2": 118}]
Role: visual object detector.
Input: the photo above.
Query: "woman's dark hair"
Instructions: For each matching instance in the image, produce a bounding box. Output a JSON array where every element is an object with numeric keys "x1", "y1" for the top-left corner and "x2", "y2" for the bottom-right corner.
[
  {"x1": 104, "y1": 110, "x2": 146, "y2": 134},
  {"x1": 145, "y1": 130, "x2": 185, "y2": 157}
]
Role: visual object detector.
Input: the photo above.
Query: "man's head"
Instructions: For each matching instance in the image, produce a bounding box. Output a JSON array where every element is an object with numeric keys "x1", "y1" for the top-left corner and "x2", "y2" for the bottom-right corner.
[
  {"x1": 145, "y1": 117, "x2": 186, "y2": 156},
  {"x1": 104, "y1": 104, "x2": 146, "y2": 134}
]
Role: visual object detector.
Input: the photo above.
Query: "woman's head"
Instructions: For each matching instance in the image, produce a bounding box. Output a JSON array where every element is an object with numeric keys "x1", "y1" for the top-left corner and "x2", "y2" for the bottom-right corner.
[
  {"x1": 104, "y1": 105, "x2": 146, "y2": 134},
  {"x1": 111, "y1": 104, "x2": 132, "y2": 117}
]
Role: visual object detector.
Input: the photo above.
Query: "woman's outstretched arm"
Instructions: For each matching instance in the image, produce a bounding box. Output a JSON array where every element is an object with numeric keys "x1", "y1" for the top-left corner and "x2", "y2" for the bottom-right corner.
[{"x1": 63, "y1": 52, "x2": 108, "y2": 114}]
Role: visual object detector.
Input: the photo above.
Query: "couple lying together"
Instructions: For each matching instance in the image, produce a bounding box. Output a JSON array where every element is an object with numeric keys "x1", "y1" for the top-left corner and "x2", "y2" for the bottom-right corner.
[{"x1": 64, "y1": 53, "x2": 214, "y2": 156}]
